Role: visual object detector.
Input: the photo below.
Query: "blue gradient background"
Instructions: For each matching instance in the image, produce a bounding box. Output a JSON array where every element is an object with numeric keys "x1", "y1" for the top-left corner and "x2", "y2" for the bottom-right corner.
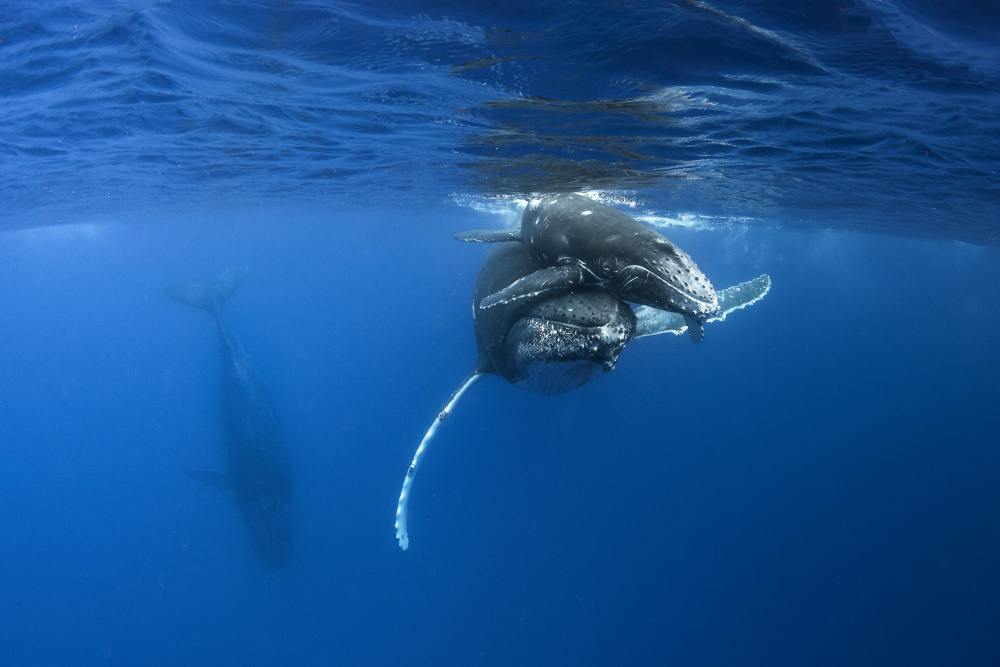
[{"x1": 1, "y1": 1, "x2": 998, "y2": 665}]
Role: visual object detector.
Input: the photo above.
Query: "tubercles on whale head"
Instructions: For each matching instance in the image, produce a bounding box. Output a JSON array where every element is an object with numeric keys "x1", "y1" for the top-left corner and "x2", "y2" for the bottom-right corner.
[
  {"x1": 626, "y1": 254, "x2": 720, "y2": 325},
  {"x1": 665, "y1": 257, "x2": 719, "y2": 320}
]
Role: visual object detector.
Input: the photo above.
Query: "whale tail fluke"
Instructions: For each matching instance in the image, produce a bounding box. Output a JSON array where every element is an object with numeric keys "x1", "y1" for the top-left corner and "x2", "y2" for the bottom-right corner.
[
  {"x1": 165, "y1": 265, "x2": 248, "y2": 314},
  {"x1": 395, "y1": 368, "x2": 485, "y2": 551}
]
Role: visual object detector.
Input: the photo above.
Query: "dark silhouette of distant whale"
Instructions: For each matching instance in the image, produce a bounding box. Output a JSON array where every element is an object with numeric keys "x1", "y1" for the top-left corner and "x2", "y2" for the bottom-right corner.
[
  {"x1": 166, "y1": 266, "x2": 293, "y2": 571},
  {"x1": 455, "y1": 193, "x2": 720, "y2": 342},
  {"x1": 394, "y1": 235, "x2": 771, "y2": 550}
]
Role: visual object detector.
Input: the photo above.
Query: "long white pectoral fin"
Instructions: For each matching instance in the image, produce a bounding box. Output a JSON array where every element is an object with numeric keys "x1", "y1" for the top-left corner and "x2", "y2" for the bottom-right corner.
[
  {"x1": 395, "y1": 371, "x2": 484, "y2": 550},
  {"x1": 633, "y1": 274, "x2": 772, "y2": 338},
  {"x1": 712, "y1": 274, "x2": 772, "y2": 317}
]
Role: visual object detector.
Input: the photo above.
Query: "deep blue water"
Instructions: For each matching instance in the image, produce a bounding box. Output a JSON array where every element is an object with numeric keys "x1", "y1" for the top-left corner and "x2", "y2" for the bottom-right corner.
[{"x1": 1, "y1": 2, "x2": 999, "y2": 666}]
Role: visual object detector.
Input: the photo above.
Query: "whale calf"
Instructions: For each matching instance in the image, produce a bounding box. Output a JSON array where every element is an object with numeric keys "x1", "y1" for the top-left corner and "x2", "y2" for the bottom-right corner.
[{"x1": 167, "y1": 266, "x2": 293, "y2": 571}]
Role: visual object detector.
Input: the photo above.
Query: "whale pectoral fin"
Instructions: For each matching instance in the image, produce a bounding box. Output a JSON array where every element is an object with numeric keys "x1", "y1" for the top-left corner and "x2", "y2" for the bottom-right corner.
[
  {"x1": 710, "y1": 274, "x2": 772, "y2": 319},
  {"x1": 632, "y1": 274, "x2": 772, "y2": 338},
  {"x1": 182, "y1": 468, "x2": 231, "y2": 492},
  {"x1": 632, "y1": 306, "x2": 687, "y2": 338},
  {"x1": 480, "y1": 265, "x2": 586, "y2": 310},
  {"x1": 396, "y1": 370, "x2": 486, "y2": 551},
  {"x1": 454, "y1": 229, "x2": 521, "y2": 243}
]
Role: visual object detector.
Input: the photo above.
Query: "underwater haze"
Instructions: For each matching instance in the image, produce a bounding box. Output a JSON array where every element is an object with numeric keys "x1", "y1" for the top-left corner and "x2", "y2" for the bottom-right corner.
[{"x1": 2, "y1": 1, "x2": 999, "y2": 666}]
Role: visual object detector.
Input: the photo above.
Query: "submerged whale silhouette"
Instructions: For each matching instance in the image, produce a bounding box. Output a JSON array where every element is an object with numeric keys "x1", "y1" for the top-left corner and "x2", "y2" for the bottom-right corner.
[
  {"x1": 394, "y1": 236, "x2": 771, "y2": 550},
  {"x1": 166, "y1": 266, "x2": 293, "y2": 571}
]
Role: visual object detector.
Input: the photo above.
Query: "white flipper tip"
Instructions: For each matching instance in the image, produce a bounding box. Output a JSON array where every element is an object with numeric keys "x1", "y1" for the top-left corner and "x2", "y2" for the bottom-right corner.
[{"x1": 396, "y1": 523, "x2": 409, "y2": 550}]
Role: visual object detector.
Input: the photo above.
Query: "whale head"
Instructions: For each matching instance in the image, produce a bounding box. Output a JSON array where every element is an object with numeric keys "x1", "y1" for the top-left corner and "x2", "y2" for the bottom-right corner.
[
  {"x1": 621, "y1": 235, "x2": 720, "y2": 322},
  {"x1": 506, "y1": 291, "x2": 636, "y2": 395}
]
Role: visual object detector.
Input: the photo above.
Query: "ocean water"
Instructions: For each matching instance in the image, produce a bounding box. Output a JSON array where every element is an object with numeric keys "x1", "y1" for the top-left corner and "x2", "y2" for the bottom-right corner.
[{"x1": 1, "y1": 2, "x2": 998, "y2": 666}]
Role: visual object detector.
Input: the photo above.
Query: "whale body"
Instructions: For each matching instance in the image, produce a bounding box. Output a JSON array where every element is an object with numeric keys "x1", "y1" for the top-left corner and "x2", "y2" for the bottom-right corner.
[
  {"x1": 394, "y1": 230, "x2": 771, "y2": 550},
  {"x1": 456, "y1": 194, "x2": 720, "y2": 342},
  {"x1": 166, "y1": 266, "x2": 293, "y2": 571}
]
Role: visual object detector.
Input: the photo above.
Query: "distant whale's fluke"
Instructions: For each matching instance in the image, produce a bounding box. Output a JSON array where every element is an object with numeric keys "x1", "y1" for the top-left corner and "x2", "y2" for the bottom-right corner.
[
  {"x1": 395, "y1": 369, "x2": 484, "y2": 550},
  {"x1": 165, "y1": 264, "x2": 248, "y2": 315}
]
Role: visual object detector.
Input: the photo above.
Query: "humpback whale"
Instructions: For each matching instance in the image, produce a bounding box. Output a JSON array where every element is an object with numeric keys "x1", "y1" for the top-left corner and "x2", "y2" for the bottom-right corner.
[
  {"x1": 455, "y1": 194, "x2": 720, "y2": 342},
  {"x1": 394, "y1": 238, "x2": 771, "y2": 550},
  {"x1": 166, "y1": 266, "x2": 293, "y2": 571}
]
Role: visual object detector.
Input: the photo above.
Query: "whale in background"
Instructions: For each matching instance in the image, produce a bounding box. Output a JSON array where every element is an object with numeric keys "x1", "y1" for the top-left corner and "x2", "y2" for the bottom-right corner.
[{"x1": 166, "y1": 266, "x2": 293, "y2": 571}]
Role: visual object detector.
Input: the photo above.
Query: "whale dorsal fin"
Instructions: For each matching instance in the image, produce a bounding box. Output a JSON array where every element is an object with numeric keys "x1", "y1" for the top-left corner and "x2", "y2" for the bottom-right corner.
[{"x1": 454, "y1": 229, "x2": 521, "y2": 243}]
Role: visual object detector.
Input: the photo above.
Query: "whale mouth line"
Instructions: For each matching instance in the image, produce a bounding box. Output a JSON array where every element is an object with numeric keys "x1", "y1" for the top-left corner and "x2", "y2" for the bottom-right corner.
[{"x1": 621, "y1": 264, "x2": 717, "y2": 311}]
